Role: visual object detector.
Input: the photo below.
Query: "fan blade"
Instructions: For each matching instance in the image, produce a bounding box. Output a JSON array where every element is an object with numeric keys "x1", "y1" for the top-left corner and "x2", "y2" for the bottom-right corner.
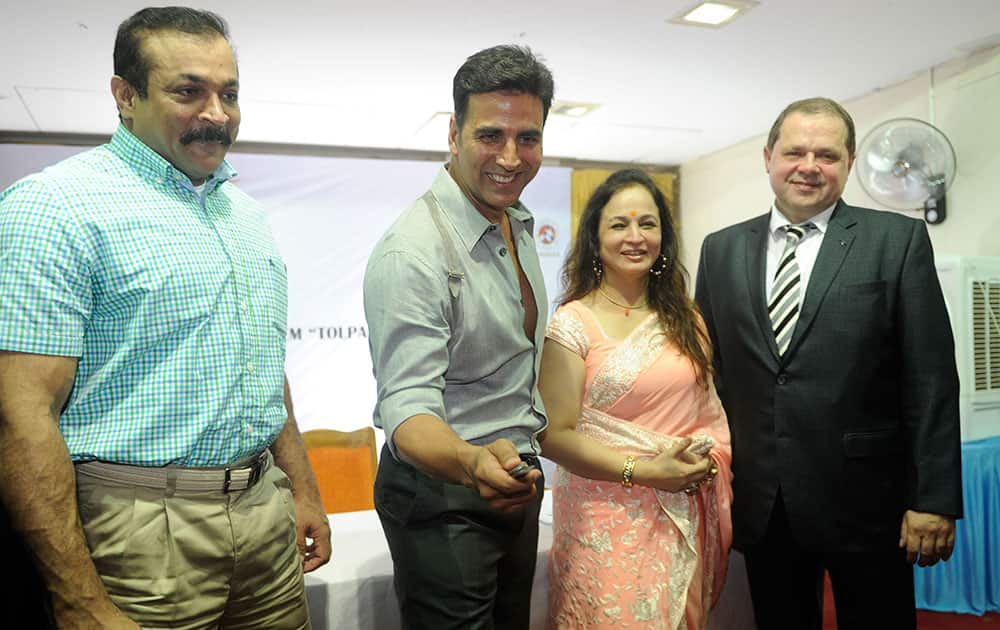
[{"x1": 865, "y1": 150, "x2": 896, "y2": 173}]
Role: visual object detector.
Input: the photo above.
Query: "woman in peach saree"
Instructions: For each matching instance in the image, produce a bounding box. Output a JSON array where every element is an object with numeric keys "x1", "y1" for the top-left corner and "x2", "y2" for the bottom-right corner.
[{"x1": 539, "y1": 169, "x2": 732, "y2": 630}]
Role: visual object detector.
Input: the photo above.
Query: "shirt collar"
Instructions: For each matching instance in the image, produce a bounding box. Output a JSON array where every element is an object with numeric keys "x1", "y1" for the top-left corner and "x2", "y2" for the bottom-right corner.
[
  {"x1": 768, "y1": 201, "x2": 837, "y2": 239},
  {"x1": 108, "y1": 124, "x2": 237, "y2": 194},
  {"x1": 429, "y1": 165, "x2": 534, "y2": 253}
]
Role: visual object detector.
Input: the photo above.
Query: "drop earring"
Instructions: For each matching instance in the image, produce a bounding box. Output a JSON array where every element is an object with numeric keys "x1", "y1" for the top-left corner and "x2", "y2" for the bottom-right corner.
[{"x1": 650, "y1": 253, "x2": 670, "y2": 277}]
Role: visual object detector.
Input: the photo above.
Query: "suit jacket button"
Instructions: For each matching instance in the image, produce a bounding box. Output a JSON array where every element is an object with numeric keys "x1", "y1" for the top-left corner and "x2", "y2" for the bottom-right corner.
[{"x1": 777, "y1": 373, "x2": 788, "y2": 385}]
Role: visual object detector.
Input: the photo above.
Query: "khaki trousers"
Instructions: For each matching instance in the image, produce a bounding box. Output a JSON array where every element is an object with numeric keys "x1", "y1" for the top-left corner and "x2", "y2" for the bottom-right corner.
[{"x1": 75, "y1": 455, "x2": 310, "y2": 629}]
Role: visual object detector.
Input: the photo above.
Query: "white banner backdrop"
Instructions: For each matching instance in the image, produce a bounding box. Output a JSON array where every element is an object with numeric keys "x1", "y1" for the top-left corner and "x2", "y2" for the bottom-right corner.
[{"x1": 1, "y1": 145, "x2": 571, "y2": 450}]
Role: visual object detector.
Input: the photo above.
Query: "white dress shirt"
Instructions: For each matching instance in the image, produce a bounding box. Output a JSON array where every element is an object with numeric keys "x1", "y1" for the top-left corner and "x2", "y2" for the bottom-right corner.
[{"x1": 764, "y1": 203, "x2": 837, "y2": 304}]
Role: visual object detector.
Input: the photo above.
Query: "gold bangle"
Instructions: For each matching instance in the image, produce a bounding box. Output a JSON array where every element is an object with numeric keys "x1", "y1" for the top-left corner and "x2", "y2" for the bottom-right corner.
[{"x1": 622, "y1": 455, "x2": 636, "y2": 488}]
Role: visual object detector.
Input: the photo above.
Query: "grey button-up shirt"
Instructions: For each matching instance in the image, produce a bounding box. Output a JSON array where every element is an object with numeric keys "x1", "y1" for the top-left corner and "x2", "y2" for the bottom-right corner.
[{"x1": 364, "y1": 166, "x2": 548, "y2": 458}]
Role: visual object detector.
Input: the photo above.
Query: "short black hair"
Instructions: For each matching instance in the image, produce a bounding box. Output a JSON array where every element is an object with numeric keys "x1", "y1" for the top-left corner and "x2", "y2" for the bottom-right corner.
[
  {"x1": 452, "y1": 45, "x2": 555, "y2": 130},
  {"x1": 114, "y1": 6, "x2": 230, "y2": 98}
]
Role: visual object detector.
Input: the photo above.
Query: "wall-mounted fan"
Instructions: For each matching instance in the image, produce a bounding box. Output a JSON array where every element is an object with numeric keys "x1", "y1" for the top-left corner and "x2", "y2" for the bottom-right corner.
[{"x1": 855, "y1": 118, "x2": 957, "y2": 224}]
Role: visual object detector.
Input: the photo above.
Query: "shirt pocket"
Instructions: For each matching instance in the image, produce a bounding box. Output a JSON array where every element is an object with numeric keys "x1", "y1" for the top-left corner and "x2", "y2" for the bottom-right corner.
[
  {"x1": 236, "y1": 254, "x2": 288, "y2": 416},
  {"x1": 266, "y1": 256, "x2": 288, "y2": 335},
  {"x1": 243, "y1": 254, "x2": 287, "y2": 332}
]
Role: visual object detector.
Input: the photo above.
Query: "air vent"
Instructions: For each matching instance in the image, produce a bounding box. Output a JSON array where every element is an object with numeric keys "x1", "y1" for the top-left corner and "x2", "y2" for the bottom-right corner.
[{"x1": 971, "y1": 280, "x2": 1000, "y2": 391}]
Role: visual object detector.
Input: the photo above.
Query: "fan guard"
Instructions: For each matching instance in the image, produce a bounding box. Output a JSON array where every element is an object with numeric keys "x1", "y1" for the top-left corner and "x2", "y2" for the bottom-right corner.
[{"x1": 855, "y1": 118, "x2": 956, "y2": 214}]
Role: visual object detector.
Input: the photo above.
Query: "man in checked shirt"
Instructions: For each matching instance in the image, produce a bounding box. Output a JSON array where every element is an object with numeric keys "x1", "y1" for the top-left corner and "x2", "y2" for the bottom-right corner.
[{"x1": 0, "y1": 7, "x2": 328, "y2": 629}]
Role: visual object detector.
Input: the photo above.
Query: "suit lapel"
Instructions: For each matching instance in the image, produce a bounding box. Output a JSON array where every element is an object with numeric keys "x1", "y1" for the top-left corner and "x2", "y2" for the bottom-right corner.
[
  {"x1": 744, "y1": 213, "x2": 779, "y2": 360},
  {"x1": 784, "y1": 200, "x2": 857, "y2": 357}
]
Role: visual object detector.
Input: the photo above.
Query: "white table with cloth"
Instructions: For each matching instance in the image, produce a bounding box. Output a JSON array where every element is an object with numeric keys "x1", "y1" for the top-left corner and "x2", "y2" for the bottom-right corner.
[{"x1": 305, "y1": 491, "x2": 754, "y2": 629}]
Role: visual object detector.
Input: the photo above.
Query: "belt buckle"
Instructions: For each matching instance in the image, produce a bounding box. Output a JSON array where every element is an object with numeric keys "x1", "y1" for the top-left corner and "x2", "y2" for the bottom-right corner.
[
  {"x1": 222, "y1": 452, "x2": 266, "y2": 493},
  {"x1": 247, "y1": 453, "x2": 266, "y2": 487}
]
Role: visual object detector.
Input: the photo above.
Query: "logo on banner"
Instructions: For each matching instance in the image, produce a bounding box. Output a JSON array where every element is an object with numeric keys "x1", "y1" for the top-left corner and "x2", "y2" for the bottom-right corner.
[
  {"x1": 537, "y1": 224, "x2": 557, "y2": 245},
  {"x1": 535, "y1": 219, "x2": 565, "y2": 258}
]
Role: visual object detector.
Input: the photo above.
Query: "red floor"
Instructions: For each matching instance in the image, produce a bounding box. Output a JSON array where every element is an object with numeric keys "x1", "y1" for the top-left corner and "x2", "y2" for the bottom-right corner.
[{"x1": 821, "y1": 573, "x2": 1000, "y2": 629}]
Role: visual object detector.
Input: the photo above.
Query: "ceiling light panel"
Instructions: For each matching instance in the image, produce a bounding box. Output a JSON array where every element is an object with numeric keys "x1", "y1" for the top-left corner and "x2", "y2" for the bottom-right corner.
[
  {"x1": 669, "y1": 0, "x2": 758, "y2": 28},
  {"x1": 550, "y1": 100, "x2": 601, "y2": 118}
]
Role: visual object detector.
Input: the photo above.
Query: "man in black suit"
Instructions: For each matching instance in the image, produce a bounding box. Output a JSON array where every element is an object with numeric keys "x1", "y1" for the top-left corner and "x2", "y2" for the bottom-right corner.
[{"x1": 694, "y1": 97, "x2": 962, "y2": 629}]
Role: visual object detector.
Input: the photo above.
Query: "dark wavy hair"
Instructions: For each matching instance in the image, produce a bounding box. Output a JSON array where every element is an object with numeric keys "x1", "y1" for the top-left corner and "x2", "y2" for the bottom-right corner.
[
  {"x1": 559, "y1": 168, "x2": 711, "y2": 386},
  {"x1": 453, "y1": 45, "x2": 555, "y2": 130},
  {"x1": 114, "y1": 7, "x2": 230, "y2": 99}
]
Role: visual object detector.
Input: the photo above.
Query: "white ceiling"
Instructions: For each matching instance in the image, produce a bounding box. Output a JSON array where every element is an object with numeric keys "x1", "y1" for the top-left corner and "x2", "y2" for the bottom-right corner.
[{"x1": 3, "y1": 0, "x2": 999, "y2": 165}]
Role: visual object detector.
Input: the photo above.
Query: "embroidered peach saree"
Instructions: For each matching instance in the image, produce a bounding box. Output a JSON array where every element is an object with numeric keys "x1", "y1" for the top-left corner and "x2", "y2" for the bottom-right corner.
[{"x1": 546, "y1": 301, "x2": 733, "y2": 630}]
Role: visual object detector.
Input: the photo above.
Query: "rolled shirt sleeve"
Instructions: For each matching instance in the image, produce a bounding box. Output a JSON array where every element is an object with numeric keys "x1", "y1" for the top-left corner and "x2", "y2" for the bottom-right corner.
[{"x1": 364, "y1": 249, "x2": 452, "y2": 457}]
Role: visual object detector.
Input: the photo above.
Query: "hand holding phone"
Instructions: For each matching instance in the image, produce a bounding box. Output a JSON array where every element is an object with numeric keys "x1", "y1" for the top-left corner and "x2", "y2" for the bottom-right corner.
[{"x1": 508, "y1": 462, "x2": 531, "y2": 479}]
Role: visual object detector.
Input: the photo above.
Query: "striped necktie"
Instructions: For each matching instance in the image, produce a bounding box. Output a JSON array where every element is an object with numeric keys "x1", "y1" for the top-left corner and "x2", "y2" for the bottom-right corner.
[{"x1": 768, "y1": 224, "x2": 813, "y2": 355}]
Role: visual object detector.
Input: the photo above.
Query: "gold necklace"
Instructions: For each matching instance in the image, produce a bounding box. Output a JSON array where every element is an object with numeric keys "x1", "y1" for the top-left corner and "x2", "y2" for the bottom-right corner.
[{"x1": 597, "y1": 286, "x2": 647, "y2": 317}]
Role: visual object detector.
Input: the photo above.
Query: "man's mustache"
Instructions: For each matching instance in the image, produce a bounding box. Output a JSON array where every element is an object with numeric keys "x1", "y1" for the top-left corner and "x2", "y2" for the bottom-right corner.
[{"x1": 180, "y1": 126, "x2": 232, "y2": 146}]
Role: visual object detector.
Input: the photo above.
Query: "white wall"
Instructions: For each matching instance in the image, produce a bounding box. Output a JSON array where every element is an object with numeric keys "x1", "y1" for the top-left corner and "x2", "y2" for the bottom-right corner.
[{"x1": 679, "y1": 46, "x2": 1000, "y2": 275}]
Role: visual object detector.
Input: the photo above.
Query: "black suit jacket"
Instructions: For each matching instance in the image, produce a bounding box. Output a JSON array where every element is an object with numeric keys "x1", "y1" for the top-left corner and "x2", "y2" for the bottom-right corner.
[{"x1": 695, "y1": 201, "x2": 962, "y2": 552}]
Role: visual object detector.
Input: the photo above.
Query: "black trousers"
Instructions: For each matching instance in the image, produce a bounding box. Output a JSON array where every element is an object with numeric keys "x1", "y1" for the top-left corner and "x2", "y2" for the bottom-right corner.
[
  {"x1": 374, "y1": 445, "x2": 543, "y2": 630},
  {"x1": 742, "y1": 491, "x2": 915, "y2": 630}
]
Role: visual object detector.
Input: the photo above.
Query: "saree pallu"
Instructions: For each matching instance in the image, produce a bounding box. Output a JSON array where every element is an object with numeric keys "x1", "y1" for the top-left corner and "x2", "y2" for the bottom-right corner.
[{"x1": 547, "y1": 302, "x2": 733, "y2": 630}]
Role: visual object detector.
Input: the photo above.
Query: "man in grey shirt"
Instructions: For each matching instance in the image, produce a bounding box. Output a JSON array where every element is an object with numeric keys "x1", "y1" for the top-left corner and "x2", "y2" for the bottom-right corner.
[{"x1": 363, "y1": 45, "x2": 554, "y2": 629}]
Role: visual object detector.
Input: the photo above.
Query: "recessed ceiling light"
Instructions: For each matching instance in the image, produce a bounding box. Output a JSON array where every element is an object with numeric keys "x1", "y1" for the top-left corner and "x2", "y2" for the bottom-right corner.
[
  {"x1": 669, "y1": 0, "x2": 758, "y2": 28},
  {"x1": 550, "y1": 101, "x2": 600, "y2": 118}
]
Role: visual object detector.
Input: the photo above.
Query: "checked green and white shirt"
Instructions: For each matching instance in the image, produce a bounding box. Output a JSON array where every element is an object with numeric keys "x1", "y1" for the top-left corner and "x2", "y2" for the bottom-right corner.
[{"x1": 0, "y1": 125, "x2": 288, "y2": 466}]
